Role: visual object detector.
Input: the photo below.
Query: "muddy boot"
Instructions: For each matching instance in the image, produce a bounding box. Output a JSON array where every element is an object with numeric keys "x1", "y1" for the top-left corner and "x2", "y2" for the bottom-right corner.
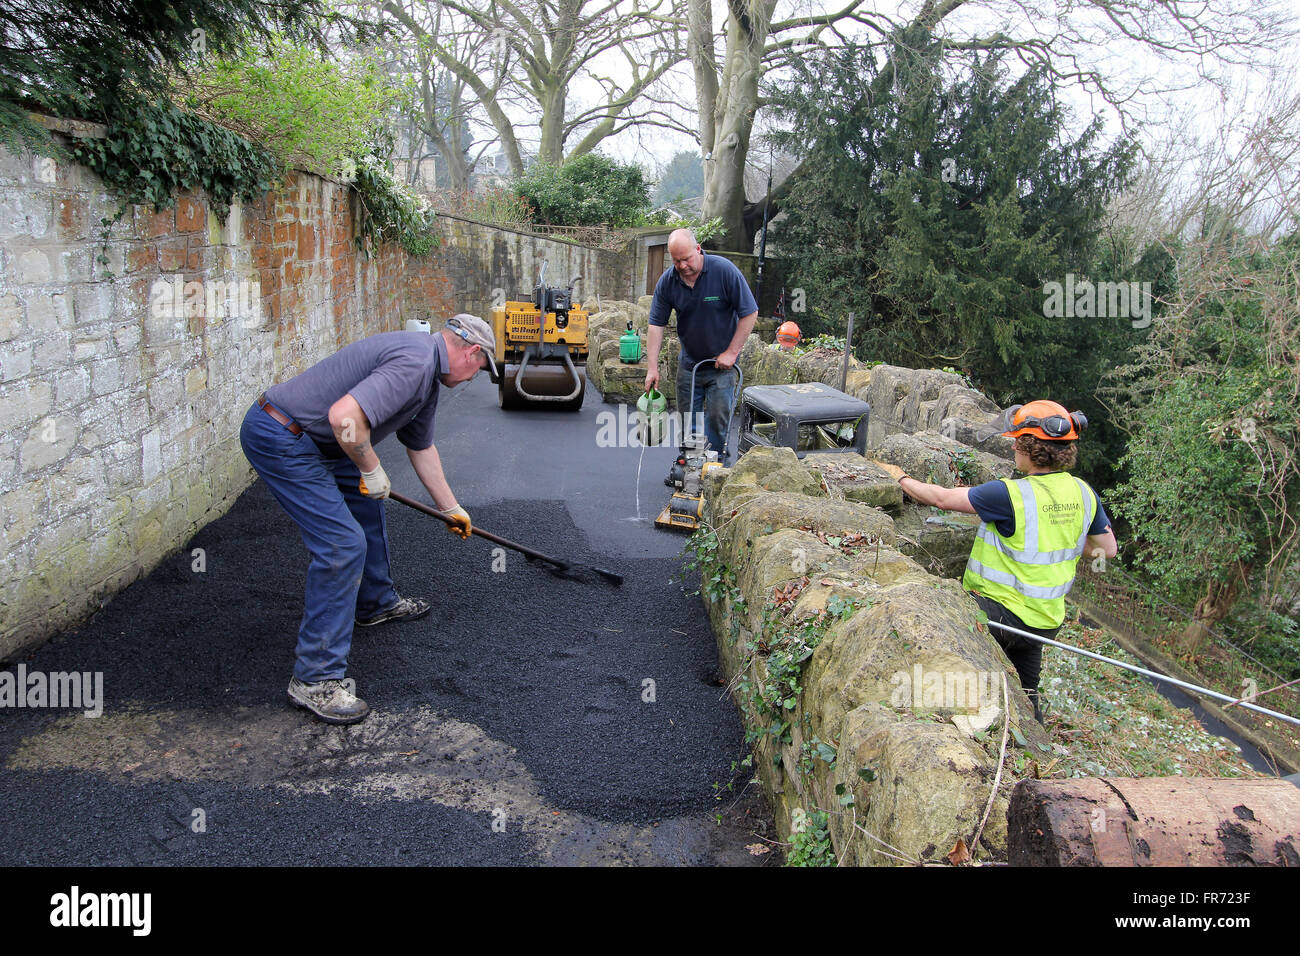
[
  {"x1": 355, "y1": 595, "x2": 431, "y2": 627},
  {"x1": 288, "y1": 677, "x2": 370, "y2": 724}
]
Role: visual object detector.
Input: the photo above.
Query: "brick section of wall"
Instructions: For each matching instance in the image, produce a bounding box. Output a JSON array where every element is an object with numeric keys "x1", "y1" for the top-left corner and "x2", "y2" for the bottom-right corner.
[{"x1": 0, "y1": 148, "x2": 411, "y2": 660}]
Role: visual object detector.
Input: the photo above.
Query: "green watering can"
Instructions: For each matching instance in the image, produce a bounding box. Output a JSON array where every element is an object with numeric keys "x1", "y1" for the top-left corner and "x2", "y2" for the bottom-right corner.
[{"x1": 636, "y1": 388, "x2": 668, "y2": 446}]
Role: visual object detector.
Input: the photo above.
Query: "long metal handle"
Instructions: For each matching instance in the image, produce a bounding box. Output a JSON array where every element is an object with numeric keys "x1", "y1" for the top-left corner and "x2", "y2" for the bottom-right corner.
[
  {"x1": 686, "y1": 359, "x2": 743, "y2": 454},
  {"x1": 386, "y1": 490, "x2": 623, "y2": 586},
  {"x1": 513, "y1": 349, "x2": 582, "y2": 402},
  {"x1": 986, "y1": 620, "x2": 1300, "y2": 727}
]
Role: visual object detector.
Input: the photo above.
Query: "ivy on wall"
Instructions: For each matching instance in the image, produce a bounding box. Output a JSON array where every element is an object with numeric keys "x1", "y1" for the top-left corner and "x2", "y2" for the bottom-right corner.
[
  {"x1": 352, "y1": 155, "x2": 437, "y2": 258},
  {"x1": 70, "y1": 99, "x2": 279, "y2": 216},
  {"x1": 67, "y1": 99, "x2": 439, "y2": 265}
]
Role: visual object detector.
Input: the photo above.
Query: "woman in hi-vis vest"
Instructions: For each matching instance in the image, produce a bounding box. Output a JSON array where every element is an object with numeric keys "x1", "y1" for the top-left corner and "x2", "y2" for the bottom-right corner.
[{"x1": 876, "y1": 401, "x2": 1118, "y2": 721}]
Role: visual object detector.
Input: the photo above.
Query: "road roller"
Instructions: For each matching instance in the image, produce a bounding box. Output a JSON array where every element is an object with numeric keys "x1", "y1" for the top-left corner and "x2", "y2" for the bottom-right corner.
[{"x1": 490, "y1": 263, "x2": 589, "y2": 411}]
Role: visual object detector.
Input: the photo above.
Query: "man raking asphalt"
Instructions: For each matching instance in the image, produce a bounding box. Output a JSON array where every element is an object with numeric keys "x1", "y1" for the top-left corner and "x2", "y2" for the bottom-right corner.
[{"x1": 239, "y1": 314, "x2": 497, "y2": 725}]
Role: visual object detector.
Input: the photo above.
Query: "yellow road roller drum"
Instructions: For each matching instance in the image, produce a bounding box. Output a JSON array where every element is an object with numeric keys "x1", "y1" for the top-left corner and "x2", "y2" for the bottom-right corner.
[{"x1": 491, "y1": 263, "x2": 588, "y2": 411}]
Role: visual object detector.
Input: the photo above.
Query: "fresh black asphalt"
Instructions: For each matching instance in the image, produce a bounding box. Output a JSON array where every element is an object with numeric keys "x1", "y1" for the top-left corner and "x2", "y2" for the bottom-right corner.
[{"x1": 0, "y1": 374, "x2": 770, "y2": 865}]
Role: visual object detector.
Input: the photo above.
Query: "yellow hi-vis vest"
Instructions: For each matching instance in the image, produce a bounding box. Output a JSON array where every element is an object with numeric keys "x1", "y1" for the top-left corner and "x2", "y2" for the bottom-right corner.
[{"x1": 962, "y1": 472, "x2": 1096, "y2": 629}]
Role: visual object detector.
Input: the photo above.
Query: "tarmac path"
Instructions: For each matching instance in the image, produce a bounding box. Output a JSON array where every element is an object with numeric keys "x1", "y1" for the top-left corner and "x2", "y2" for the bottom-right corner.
[{"x1": 0, "y1": 374, "x2": 775, "y2": 866}]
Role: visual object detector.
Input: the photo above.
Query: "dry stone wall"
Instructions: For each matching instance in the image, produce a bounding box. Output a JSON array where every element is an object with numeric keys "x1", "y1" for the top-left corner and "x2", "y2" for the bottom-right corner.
[
  {"x1": 699, "y1": 447, "x2": 1050, "y2": 864},
  {"x1": 586, "y1": 293, "x2": 1038, "y2": 862}
]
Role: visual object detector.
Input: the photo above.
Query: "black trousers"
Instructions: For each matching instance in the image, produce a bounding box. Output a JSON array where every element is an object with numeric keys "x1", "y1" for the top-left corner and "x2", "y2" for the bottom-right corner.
[{"x1": 970, "y1": 592, "x2": 1060, "y2": 719}]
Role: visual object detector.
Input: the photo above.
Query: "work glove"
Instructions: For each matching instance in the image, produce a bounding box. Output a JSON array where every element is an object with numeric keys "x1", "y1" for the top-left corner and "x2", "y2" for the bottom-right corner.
[
  {"x1": 359, "y1": 463, "x2": 390, "y2": 499},
  {"x1": 446, "y1": 506, "x2": 472, "y2": 539}
]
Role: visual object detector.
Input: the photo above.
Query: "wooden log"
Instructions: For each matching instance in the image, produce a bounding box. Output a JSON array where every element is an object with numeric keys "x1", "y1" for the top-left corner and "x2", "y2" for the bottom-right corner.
[{"x1": 1008, "y1": 777, "x2": 1300, "y2": 866}]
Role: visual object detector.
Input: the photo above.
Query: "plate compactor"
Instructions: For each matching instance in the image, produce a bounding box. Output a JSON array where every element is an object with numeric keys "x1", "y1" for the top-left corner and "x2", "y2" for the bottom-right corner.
[
  {"x1": 655, "y1": 361, "x2": 743, "y2": 532},
  {"x1": 490, "y1": 262, "x2": 589, "y2": 411}
]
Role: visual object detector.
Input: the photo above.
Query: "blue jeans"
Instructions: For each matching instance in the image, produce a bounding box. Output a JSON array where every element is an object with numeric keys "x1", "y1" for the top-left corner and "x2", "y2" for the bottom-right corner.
[
  {"x1": 239, "y1": 403, "x2": 400, "y2": 682},
  {"x1": 676, "y1": 359, "x2": 737, "y2": 462}
]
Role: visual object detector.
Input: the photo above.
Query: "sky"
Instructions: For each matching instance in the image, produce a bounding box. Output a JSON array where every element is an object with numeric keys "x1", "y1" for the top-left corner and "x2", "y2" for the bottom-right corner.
[{"x1": 577, "y1": 0, "x2": 1300, "y2": 188}]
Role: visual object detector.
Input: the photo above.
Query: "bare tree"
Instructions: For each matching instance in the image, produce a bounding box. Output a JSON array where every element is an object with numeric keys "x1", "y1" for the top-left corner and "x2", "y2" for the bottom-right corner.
[
  {"x1": 690, "y1": 0, "x2": 1299, "y2": 251},
  {"x1": 1101, "y1": 61, "x2": 1300, "y2": 269},
  {"x1": 379, "y1": 0, "x2": 691, "y2": 176},
  {"x1": 360, "y1": 0, "x2": 496, "y2": 190}
]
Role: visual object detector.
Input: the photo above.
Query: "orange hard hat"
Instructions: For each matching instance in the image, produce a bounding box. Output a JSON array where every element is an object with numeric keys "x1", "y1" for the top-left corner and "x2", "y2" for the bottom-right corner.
[
  {"x1": 776, "y1": 321, "x2": 800, "y2": 348},
  {"x1": 1002, "y1": 400, "x2": 1087, "y2": 441}
]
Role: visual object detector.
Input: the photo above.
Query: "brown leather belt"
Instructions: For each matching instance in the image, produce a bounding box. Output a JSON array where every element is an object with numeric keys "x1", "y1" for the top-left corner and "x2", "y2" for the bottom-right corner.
[{"x1": 257, "y1": 393, "x2": 302, "y2": 435}]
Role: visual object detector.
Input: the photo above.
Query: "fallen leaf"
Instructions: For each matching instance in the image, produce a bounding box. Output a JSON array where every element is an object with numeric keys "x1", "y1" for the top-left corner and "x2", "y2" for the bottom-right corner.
[{"x1": 947, "y1": 838, "x2": 971, "y2": 865}]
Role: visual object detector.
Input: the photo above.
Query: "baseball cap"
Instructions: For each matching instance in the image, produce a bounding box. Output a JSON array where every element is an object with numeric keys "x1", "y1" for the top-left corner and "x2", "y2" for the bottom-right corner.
[{"x1": 445, "y1": 314, "x2": 499, "y2": 382}]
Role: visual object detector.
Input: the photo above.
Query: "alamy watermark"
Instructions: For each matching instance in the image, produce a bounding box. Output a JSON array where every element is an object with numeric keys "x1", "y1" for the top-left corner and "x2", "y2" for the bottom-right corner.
[
  {"x1": 0, "y1": 665, "x2": 103, "y2": 717},
  {"x1": 1043, "y1": 274, "x2": 1153, "y2": 329},
  {"x1": 890, "y1": 664, "x2": 1000, "y2": 713},
  {"x1": 150, "y1": 276, "x2": 262, "y2": 326},
  {"x1": 50, "y1": 886, "x2": 150, "y2": 936},
  {"x1": 595, "y1": 406, "x2": 707, "y2": 448}
]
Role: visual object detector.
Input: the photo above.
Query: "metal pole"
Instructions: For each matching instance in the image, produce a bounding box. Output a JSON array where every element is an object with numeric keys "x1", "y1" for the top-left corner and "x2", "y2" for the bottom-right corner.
[
  {"x1": 839, "y1": 311, "x2": 855, "y2": 392},
  {"x1": 755, "y1": 151, "x2": 773, "y2": 312},
  {"x1": 985, "y1": 620, "x2": 1300, "y2": 727}
]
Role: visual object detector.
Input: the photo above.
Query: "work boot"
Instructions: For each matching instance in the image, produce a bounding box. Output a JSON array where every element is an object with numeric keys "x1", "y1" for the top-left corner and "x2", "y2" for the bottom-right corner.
[
  {"x1": 288, "y1": 677, "x2": 370, "y2": 724},
  {"x1": 355, "y1": 595, "x2": 431, "y2": 627},
  {"x1": 1027, "y1": 688, "x2": 1044, "y2": 724}
]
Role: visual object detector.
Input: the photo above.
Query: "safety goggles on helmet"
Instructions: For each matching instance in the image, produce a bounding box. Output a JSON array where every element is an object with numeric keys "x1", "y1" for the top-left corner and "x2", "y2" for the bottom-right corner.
[{"x1": 977, "y1": 401, "x2": 1087, "y2": 442}]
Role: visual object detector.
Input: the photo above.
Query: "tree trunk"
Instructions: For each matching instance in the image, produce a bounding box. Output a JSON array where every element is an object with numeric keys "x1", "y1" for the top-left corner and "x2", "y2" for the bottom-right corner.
[
  {"x1": 699, "y1": 0, "x2": 961, "y2": 251},
  {"x1": 419, "y1": 75, "x2": 471, "y2": 192},
  {"x1": 538, "y1": 82, "x2": 567, "y2": 167},
  {"x1": 1177, "y1": 575, "x2": 1243, "y2": 658},
  {"x1": 1008, "y1": 777, "x2": 1300, "y2": 866},
  {"x1": 687, "y1": 0, "x2": 718, "y2": 198},
  {"x1": 693, "y1": 0, "x2": 774, "y2": 251}
]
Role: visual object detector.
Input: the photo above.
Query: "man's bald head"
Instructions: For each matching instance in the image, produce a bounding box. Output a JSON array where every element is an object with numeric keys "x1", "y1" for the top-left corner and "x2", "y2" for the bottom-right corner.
[
  {"x1": 666, "y1": 229, "x2": 704, "y2": 283},
  {"x1": 667, "y1": 228, "x2": 697, "y2": 256}
]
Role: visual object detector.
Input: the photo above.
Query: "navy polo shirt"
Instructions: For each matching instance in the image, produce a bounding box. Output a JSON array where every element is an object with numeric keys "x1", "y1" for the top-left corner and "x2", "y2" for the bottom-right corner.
[{"x1": 648, "y1": 253, "x2": 758, "y2": 371}]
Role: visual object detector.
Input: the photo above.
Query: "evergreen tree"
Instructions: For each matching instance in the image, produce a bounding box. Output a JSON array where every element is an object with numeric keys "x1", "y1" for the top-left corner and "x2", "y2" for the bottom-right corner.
[
  {"x1": 766, "y1": 37, "x2": 1139, "y2": 410},
  {"x1": 653, "y1": 151, "x2": 704, "y2": 208},
  {"x1": 0, "y1": 0, "x2": 360, "y2": 148},
  {"x1": 514, "y1": 153, "x2": 650, "y2": 227}
]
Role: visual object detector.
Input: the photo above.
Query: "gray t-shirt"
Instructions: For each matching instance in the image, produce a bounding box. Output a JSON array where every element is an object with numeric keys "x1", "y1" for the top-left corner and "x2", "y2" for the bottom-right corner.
[{"x1": 263, "y1": 331, "x2": 447, "y2": 454}]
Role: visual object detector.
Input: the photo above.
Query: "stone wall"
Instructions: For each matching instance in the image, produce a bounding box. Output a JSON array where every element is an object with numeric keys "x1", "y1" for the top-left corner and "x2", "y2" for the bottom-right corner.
[
  {"x1": 585, "y1": 296, "x2": 1039, "y2": 862},
  {"x1": 699, "y1": 447, "x2": 1050, "y2": 864},
  {"x1": 420, "y1": 214, "x2": 634, "y2": 321},
  {"x1": 0, "y1": 145, "x2": 421, "y2": 660}
]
